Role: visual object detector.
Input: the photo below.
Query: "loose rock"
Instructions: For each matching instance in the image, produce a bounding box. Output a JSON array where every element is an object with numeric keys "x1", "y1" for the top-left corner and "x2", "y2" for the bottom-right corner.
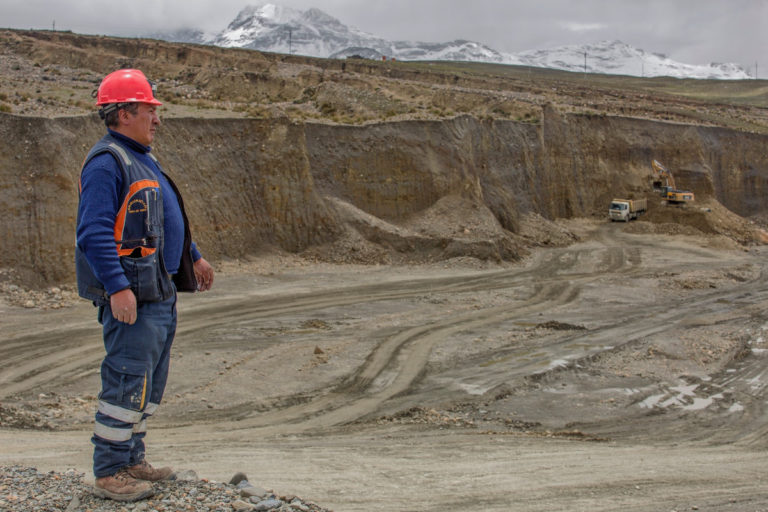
[
  {"x1": 230, "y1": 471, "x2": 249, "y2": 486},
  {"x1": 252, "y1": 498, "x2": 284, "y2": 511},
  {"x1": 0, "y1": 465, "x2": 331, "y2": 512}
]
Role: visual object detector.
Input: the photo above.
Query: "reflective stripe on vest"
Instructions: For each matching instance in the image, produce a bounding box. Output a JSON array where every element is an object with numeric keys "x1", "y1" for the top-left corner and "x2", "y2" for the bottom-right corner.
[
  {"x1": 114, "y1": 179, "x2": 160, "y2": 257},
  {"x1": 108, "y1": 142, "x2": 132, "y2": 168}
]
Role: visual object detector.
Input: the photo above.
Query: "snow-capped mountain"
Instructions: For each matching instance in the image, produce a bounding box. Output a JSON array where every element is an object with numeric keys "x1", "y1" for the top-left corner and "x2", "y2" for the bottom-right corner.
[
  {"x1": 211, "y1": 4, "x2": 359, "y2": 55},
  {"x1": 507, "y1": 40, "x2": 751, "y2": 80},
  {"x1": 197, "y1": 4, "x2": 506, "y2": 64},
  {"x1": 156, "y1": 4, "x2": 751, "y2": 80}
]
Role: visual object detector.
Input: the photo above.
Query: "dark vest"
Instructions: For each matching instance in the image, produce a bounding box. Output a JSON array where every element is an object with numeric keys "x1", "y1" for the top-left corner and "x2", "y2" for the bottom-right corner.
[{"x1": 75, "y1": 134, "x2": 197, "y2": 306}]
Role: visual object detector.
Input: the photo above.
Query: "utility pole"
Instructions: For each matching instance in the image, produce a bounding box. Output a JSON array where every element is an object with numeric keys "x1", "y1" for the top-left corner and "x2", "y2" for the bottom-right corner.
[
  {"x1": 756, "y1": 61, "x2": 758, "y2": 80},
  {"x1": 288, "y1": 28, "x2": 292, "y2": 55},
  {"x1": 52, "y1": 20, "x2": 55, "y2": 31}
]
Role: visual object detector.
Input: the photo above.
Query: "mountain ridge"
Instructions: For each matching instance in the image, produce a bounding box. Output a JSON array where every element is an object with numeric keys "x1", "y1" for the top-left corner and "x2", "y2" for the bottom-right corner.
[{"x1": 154, "y1": 3, "x2": 751, "y2": 80}]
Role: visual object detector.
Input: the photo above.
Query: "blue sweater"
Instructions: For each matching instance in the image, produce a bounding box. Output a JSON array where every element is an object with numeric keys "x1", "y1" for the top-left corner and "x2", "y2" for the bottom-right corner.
[{"x1": 76, "y1": 130, "x2": 201, "y2": 295}]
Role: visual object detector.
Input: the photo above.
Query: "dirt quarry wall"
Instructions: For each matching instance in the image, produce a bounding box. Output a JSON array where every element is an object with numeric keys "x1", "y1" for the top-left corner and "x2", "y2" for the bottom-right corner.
[{"x1": 1, "y1": 109, "x2": 768, "y2": 286}]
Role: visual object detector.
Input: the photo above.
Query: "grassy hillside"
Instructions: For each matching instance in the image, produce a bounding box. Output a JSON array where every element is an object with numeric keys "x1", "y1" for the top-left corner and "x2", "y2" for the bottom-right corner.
[{"x1": 1, "y1": 28, "x2": 766, "y2": 133}]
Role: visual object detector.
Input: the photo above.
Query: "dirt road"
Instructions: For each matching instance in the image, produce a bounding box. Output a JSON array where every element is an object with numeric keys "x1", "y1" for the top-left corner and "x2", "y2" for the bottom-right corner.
[{"x1": 2, "y1": 221, "x2": 768, "y2": 511}]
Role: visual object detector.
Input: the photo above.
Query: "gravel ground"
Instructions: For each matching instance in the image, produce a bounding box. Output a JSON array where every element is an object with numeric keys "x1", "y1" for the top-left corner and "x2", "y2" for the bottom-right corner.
[{"x1": 0, "y1": 466, "x2": 331, "y2": 512}]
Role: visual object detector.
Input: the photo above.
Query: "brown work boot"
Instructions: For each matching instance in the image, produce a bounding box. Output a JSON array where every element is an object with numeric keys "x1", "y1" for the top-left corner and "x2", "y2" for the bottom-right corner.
[
  {"x1": 93, "y1": 468, "x2": 154, "y2": 502},
  {"x1": 125, "y1": 459, "x2": 175, "y2": 481}
]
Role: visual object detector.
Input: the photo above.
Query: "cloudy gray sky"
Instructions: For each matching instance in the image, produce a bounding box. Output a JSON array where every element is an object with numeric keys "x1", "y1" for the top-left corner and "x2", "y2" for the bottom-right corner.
[{"x1": 2, "y1": 0, "x2": 766, "y2": 68}]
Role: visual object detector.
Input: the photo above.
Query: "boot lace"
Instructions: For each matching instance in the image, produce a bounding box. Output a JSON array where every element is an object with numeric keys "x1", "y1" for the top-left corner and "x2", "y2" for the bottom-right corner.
[{"x1": 113, "y1": 467, "x2": 134, "y2": 481}]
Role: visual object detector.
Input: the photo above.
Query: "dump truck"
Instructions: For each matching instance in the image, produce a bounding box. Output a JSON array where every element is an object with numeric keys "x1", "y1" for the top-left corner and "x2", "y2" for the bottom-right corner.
[{"x1": 609, "y1": 198, "x2": 647, "y2": 222}]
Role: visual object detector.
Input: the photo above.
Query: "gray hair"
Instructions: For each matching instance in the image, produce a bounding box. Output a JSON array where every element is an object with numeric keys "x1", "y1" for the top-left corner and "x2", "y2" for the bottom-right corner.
[{"x1": 101, "y1": 102, "x2": 139, "y2": 128}]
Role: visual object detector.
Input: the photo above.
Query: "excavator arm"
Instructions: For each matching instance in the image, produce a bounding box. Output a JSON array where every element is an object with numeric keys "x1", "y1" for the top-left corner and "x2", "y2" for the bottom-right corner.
[
  {"x1": 652, "y1": 159, "x2": 676, "y2": 189},
  {"x1": 651, "y1": 159, "x2": 693, "y2": 204}
]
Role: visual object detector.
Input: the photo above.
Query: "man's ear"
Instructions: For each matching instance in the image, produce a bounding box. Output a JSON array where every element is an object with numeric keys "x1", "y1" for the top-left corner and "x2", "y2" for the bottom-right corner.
[{"x1": 118, "y1": 108, "x2": 132, "y2": 124}]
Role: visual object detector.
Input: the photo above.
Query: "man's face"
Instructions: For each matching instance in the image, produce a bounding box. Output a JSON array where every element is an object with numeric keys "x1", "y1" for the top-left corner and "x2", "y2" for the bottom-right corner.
[{"x1": 120, "y1": 103, "x2": 160, "y2": 146}]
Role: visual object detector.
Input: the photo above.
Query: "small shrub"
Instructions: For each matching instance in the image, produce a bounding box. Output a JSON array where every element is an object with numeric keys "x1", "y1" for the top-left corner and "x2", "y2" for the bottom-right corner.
[{"x1": 319, "y1": 102, "x2": 336, "y2": 115}]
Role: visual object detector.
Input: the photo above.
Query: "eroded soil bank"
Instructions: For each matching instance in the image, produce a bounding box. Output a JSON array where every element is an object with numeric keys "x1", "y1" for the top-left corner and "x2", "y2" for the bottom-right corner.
[{"x1": 2, "y1": 110, "x2": 767, "y2": 289}]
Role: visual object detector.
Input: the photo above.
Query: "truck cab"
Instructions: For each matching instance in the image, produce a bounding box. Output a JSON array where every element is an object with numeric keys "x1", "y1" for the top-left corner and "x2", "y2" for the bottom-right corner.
[
  {"x1": 609, "y1": 201, "x2": 631, "y2": 222},
  {"x1": 609, "y1": 198, "x2": 647, "y2": 222}
]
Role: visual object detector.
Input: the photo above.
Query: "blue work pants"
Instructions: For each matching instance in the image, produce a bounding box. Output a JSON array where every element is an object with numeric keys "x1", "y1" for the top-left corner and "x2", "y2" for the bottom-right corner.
[{"x1": 92, "y1": 291, "x2": 177, "y2": 478}]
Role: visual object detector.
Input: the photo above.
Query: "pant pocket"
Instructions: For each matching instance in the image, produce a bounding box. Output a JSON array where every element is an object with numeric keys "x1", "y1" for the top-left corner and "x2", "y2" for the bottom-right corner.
[{"x1": 100, "y1": 357, "x2": 150, "y2": 411}]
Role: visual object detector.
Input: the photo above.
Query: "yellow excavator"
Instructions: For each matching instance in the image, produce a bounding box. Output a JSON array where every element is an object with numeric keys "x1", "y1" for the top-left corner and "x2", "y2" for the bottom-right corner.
[{"x1": 651, "y1": 159, "x2": 694, "y2": 204}]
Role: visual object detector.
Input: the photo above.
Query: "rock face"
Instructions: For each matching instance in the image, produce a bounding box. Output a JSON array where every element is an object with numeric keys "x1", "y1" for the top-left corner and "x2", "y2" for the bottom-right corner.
[{"x1": 1, "y1": 107, "x2": 768, "y2": 287}]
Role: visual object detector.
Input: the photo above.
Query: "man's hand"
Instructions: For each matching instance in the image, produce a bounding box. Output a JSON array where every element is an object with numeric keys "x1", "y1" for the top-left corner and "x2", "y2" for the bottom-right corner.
[
  {"x1": 194, "y1": 257, "x2": 214, "y2": 292},
  {"x1": 110, "y1": 288, "x2": 137, "y2": 325}
]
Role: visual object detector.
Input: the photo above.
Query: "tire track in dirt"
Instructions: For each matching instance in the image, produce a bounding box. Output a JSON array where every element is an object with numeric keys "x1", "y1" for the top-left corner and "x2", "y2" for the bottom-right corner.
[
  {"x1": 0, "y1": 268, "x2": 539, "y2": 398},
  {"x1": 170, "y1": 234, "x2": 645, "y2": 437},
  {"x1": 169, "y1": 280, "x2": 583, "y2": 440},
  {"x1": 0, "y1": 236, "x2": 595, "y2": 413},
  {"x1": 0, "y1": 328, "x2": 101, "y2": 399},
  {"x1": 0, "y1": 248, "x2": 569, "y2": 400},
  {"x1": 174, "y1": 223, "x2": 639, "y2": 338},
  {"x1": 0, "y1": 231, "x2": 685, "y2": 401},
  {"x1": 7, "y1": 228, "x2": 766, "y2": 444}
]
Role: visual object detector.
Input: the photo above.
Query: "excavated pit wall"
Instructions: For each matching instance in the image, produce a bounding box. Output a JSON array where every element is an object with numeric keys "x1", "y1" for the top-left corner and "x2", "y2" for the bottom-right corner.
[{"x1": 1, "y1": 109, "x2": 767, "y2": 287}]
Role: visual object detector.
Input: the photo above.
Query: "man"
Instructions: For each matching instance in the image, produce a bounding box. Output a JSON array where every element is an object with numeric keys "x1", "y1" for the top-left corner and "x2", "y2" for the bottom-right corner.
[{"x1": 75, "y1": 68, "x2": 214, "y2": 502}]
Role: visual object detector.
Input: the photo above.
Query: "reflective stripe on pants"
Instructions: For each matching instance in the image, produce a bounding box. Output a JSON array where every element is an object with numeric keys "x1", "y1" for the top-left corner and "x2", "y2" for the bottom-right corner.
[{"x1": 92, "y1": 290, "x2": 177, "y2": 478}]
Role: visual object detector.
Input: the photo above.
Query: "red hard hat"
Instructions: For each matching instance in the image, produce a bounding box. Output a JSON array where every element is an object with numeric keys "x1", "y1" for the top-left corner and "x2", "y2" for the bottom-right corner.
[{"x1": 95, "y1": 69, "x2": 162, "y2": 106}]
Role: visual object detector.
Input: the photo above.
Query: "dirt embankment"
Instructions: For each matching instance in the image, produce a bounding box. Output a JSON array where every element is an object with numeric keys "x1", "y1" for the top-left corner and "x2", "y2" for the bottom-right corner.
[{"x1": 1, "y1": 109, "x2": 767, "y2": 288}]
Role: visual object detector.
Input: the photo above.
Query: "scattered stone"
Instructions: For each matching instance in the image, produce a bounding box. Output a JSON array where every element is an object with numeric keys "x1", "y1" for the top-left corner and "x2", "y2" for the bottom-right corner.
[
  {"x1": 233, "y1": 499, "x2": 257, "y2": 511},
  {"x1": 313, "y1": 346, "x2": 325, "y2": 355},
  {"x1": 0, "y1": 465, "x2": 332, "y2": 512},
  {"x1": 535, "y1": 320, "x2": 587, "y2": 331},
  {"x1": 0, "y1": 276, "x2": 78, "y2": 310},
  {"x1": 0, "y1": 403, "x2": 55, "y2": 430},
  {"x1": 252, "y1": 497, "x2": 284, "y2": 510},
  {"x1": 372, "y1": 406, "x2": 476, "y2": 428},
  {"x1": 229, "y1": 471, "x2": 249, "y2": 485},
  {"x1": 301, "y1": 319, "x2": 331, "y2": 330},
  {"x1": 174, "y1": 468, "x2": 199, "y2": 481},
  {"x1": 238, "y1": 481, "x2": 268, "y2": 499},
  {"x1": 291, "y1": 499, "x2": 311, "y2": 511},
  {"x1": 64, "y1": 494, "x2": 81, "y2": 511}
]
